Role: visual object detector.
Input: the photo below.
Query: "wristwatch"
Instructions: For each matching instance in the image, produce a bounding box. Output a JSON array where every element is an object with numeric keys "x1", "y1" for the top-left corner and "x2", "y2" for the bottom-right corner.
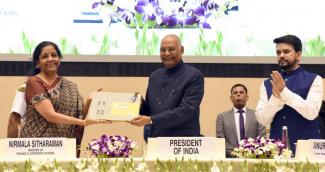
[{"x1": 149, "y1": 117, "x2": 153, "y2": 124}]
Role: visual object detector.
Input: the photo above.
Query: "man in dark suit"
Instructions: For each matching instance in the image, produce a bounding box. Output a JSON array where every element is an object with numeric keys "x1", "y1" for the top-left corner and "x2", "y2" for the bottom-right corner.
[
  {"x1": 130, "y1": 34, "x2": 204, "y2": 141},
  {"x1": 216, "y1": 84, "x2": 266, "y2": 157}
]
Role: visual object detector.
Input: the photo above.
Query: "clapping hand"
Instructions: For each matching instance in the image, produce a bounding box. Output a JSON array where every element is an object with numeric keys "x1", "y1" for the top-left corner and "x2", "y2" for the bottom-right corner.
[{"x1": 270, "y1": 71, "x2": 286, "y2": 98}]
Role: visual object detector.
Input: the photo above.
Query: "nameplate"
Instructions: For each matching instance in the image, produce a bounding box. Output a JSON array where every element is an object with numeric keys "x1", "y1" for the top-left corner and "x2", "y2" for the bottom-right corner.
[
  {"x1": 295, "y1": 139, "x2": 325, "y2": 160},
  {"x1": 146, "y1": 137, "x2": 225, "y2": 160},
  {"x1": 0, "y1": 138, "x2": 76, "y2": 159}
]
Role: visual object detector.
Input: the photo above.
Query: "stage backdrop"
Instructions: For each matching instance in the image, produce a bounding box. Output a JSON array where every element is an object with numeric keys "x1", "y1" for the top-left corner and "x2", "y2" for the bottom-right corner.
[{"x1": 1, "y1": 0, "x2": 325, "y2": 57}]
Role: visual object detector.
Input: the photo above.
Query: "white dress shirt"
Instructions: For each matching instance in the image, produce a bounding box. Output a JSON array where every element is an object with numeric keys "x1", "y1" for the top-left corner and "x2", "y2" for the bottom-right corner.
[
  {"x1": 11, "y1": 88, "x2": 26, "y2": 117},
  {"x1": 255, "y1": 75, "x2": 323, "y2": 126},
  {"x1": 234, "y1": 107, "x2": 247, "y2": 142}
]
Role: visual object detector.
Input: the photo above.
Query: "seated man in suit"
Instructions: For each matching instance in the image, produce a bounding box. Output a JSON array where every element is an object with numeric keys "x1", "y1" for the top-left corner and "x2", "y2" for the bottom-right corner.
[{"x1": 216, "y1": 83, "x2": 266, "y2": 157}]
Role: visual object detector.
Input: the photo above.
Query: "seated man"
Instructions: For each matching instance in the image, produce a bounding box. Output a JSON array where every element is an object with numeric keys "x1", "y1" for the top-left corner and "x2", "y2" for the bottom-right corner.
[
  {"x1": 216, "y1": 84, "x2": 266, "y2": 157},
  {"x1": 7, "y1": 84, "x2": 26, "y2": 138}
]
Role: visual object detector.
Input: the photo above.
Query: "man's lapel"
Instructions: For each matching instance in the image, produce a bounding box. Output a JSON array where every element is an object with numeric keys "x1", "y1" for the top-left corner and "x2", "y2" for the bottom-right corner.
[
  {"x1": 229, "y1": 110, "x2": 239, "y2": 142},
  {"x1": 245, "y1": 109, "x2": 253, "y2": 137}
]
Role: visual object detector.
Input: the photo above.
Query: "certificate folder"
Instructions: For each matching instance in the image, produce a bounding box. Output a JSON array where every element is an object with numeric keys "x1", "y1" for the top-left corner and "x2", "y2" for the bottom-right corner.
[{"x1": 88, "y1": 92, "x2": 141, "y2": 121}]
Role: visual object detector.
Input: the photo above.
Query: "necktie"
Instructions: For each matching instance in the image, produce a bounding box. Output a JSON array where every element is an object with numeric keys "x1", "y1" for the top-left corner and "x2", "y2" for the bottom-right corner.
[{"x1": 238, "y1": 109, "x2": 245, "y2": 140}]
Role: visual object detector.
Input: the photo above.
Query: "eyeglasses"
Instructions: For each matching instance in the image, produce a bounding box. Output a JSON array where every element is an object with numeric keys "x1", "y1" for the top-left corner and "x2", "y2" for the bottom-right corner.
[{"x1": 160, "y1": 47, "x2": 178, "y2": 54}]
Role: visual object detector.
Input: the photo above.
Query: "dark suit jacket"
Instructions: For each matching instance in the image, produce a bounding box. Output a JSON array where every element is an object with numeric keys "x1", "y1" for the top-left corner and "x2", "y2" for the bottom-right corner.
[
  {"x1": 141, "y1": 62, "x2": 204, "y2": 141},
  {"x1": 216, "y1": 108, "x2": 266, "y2": 157}
]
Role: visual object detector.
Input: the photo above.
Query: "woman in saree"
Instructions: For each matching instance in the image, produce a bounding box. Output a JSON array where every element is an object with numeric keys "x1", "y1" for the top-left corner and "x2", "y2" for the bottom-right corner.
[{"x1": 20, "y1": 41, "x2": 109, "y2": 139}]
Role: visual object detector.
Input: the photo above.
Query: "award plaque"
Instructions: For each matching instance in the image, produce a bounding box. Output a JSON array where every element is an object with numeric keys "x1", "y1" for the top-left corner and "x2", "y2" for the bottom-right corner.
[{"x1": 88, "y1": 92, "x2": 141, "y2": 121}]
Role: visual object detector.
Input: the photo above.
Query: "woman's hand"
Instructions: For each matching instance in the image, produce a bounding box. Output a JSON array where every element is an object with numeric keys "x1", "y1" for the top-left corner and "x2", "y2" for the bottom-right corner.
[
  {"x1": 87, "y1": 88, "x2": 103, "y2": 101},
  {"x1": 83, "y1": 119, "x2": 111, "y2": 126},
  {"x1": 82, "y1": 88, "x2": 103, "y2": 119}
]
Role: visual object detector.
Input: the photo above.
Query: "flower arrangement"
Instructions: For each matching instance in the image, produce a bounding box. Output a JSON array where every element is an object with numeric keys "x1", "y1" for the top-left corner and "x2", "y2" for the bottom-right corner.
[
  {"x1": 87, "y1": 134, "x2": 137, "y2": 158},
  {"x1": 2, "y1": 158, "x2": 322, "y2": 172},
  {"x1": 92, "y1": 0, "x2": 239, "y2": 28},
  {"x1": 231, "y1": 137, "x2": 292, "y2": 159}
]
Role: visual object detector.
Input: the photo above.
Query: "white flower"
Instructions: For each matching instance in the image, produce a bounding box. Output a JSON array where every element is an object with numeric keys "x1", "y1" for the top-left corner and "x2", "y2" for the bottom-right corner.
[
  {"x1": 232, "y1": 137, "x2": 291, "y2": 159},
  {"x1": 53, "y1": 166, "x2": 65, "y2": 172},
  {"x1": 264, "y1": 146, "x2": 270, "y2": 152},
  {"x1": 75, "y1": 161, "x2": 85, "y2": 170},
  {"x1": 91, "y1": 144, "x2": 100, "y2": 151},
  {"x1": 135, "y1": 162, "x2": 149, "y2": 172},
  {"x1": 114, "y1": 0, "x2": 136, "y2": 12},
  {"x1": 3, "y1": 169, "x2": 14, "y2": 172},
  {"x1": 108, "y1": 144, "x2": 115, "y2": 151},
  {"x1": 116, "y1": 141, "x2": 123, "y2": 147},
  {"x1": 156, "y1": 17, "x2": 162, "y2": 25},
  {"x1": 278, "y1": 149, "x2": 292, "y2": 159},
  {"x1": 99, "y1": 7, "x2": 113, "y2": 26},
  {"x1": 90, "y1": 159, "x2": 99, "y2": 170},
  {"x1": 255, "y1": 149, "x2": 263, "y2": 155},
  {"x1": 276, "y1": 166, "x2": 295, "y2": 172},
  {"x1": 260, "y1": 137, "x2": 266, "y2": 144},
  {"x1": 43, "y1": 160, "x2": 54, "y2": 169},
  {"x1": 247, "y1": 138, "x2": 254, "y2": 143},
  {"x1": 320, "y1": 165, "x2": 325, "y2": 172},
  {"x1": 210, "y1": 162, "x2": 220, "y2": 172},
  {"x1": 31, "y1": 160, "x2": 44, "y2": 171},
  {"x1": 80, "y1": 168, "x2": 98, "y2": 172},
  {"x1": 131, "y1": 142, "x2": 137, "y2": 149},
  {"x1": 108, "y1": 165, "x2": 118, "y2": 172},
  {"x1": 159, "y1": 1, "x2": 181, "y2": 16},
  {"x1": 239, "y1": 139, "x2": 246, "y2": 145},
  {"x1": 88, "y1": 134, "x2": 137, "y2": 157}
]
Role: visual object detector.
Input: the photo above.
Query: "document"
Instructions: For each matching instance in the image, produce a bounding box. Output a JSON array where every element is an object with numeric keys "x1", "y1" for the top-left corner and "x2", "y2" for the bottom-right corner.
[{"x1": 88, "y1": 92, "x2": 141, "y2": 121}]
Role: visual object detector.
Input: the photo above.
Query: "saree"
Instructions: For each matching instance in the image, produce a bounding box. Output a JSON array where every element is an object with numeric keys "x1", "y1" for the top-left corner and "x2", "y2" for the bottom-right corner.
[{"x1": 20, "y1": 76, "x2": 84, "y2": 140}]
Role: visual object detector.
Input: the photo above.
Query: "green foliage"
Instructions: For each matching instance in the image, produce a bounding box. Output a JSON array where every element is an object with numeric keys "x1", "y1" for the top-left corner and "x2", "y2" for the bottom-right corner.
[
  {"x1": 154, "y1": 159, "x2": 213, "y2": 172},
  {"x1": 24, "y1": 159, "x2": 32, "y2": 172},
  {"x1": 252, "y1": 160, "x2": 276, "y2": 172},
  {"x1": 179, "y1": 32, "x2": 184, "y2": 43},
  {"x1": 294, "y1": 160, "x2": 319, "y2": 172},
  {"x1": 60, "y1": 38, "x2": 68, "y2": 54},
  {"x1": 195, "y1": 28, "x2": 223, "y2": 56},
  {"x1": 99, "y1": 33, "x2": 110, "y2": 55},
  {"x1": 59, "y1": 38, "x2": 80, "y2": 55},
  {"x1": 241, "y1": 159, "x2": 249, "y2": 172},
  {"x1": 97, "y1": 158, "x2": 109, "y2": 171},
  {"x1": 0, "y1": 158, "x2": 323, "y2": 171},
  {"x1": 135, "y1": 23, "x2": 160, "y2": 55},
  {"x1": 72, "y1": 46, "x2": 79, "y2": 55},
  {"x1": 17, "y1": 26, "x2": 226, "y2": 56},
  {"x1": 21, "y1": 31, "x2": 36, "y2": 54},
  {"x1": 9, "y1": 49, "x2": 14, "y2": 54},
  {"x1": 304, "y1": 35, "x2": 325, "y2": 56}
]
